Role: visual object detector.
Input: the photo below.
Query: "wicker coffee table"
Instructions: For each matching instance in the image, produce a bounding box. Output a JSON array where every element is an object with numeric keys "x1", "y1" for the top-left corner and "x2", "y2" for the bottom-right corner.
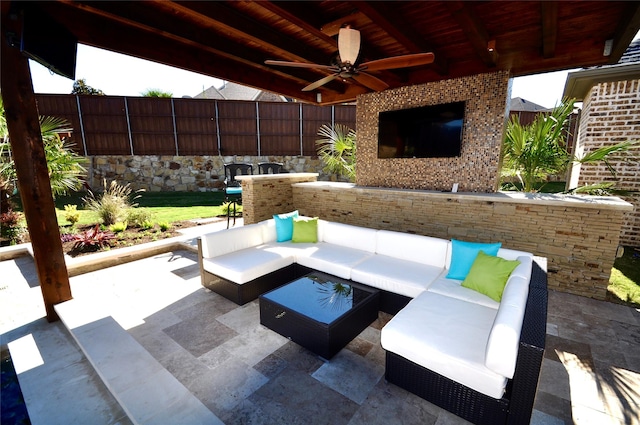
[{"x1": 259, "y1": 271, "x2": 380, "y2": 359}]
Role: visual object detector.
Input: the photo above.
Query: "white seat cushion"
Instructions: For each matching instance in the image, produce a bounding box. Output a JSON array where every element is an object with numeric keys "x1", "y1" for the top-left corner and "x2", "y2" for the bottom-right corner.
[
  {"x1": 381, "y1": 291, "x2": 508, "y2": 399},
  {"x1": 351, "y1": 255, "x2": 444, "y2": 298},
  {"x1": 201, "y1": 244, "x2": 294, "y2": 284},
  {"x1": 294, "y1": 243, "x2": 373, "y2": 279}
]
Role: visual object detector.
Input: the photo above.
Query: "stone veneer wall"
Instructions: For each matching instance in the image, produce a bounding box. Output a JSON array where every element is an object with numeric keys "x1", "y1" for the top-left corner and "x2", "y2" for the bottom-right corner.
[
  {"x1": 287, "y1": 181, "x2": 632, "y2": 300},
  {"x1": 237, "y1": 173, "x2": 319, "y2": 224},
  {"x1": 568, "y1": 79, "x2": 640, "y2": 247},
  {"x1": 356, "y1": 71, "x2": 511, "y2": 192},
  {"x1": 87, "y1": 155, "x2": 331, "y2": 192}
]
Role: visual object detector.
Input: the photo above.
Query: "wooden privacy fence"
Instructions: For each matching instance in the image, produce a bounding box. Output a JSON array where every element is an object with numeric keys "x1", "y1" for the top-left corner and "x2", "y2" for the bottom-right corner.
[{"x1": 34, "y1": 95, "x2": 356, "y2": 157}]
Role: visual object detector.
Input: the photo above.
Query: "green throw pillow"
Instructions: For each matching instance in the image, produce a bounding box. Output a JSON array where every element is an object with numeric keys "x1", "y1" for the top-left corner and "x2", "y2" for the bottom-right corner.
[
  {"x1": 461, "y1": 251, "x2": 520, "y2": 302},
  {"x1": 291, "y1": 217, "x2": 318, "y2": 243}
]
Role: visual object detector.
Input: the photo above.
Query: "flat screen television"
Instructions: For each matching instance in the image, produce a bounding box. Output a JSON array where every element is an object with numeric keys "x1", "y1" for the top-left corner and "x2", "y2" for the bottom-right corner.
[
  {"x1": 20, "y1": 4, "x2": 77, "y2": 80},
  {"x1": 377, "y1": 101, "x2": 465, "y2": 158}
]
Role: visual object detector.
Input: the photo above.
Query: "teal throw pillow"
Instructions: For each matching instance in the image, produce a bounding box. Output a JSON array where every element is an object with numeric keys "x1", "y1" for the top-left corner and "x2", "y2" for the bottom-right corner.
[
  {"x1": 461, "y1": 251, "x2": 520, "y2": 302},
  {"x1": 273, "y1": 210, "x2": 299, "y2": 242},
  {"x1": 291, "y1": 217, "x2": 318, "y2": 243},
  {"x1": 446, "y1": 239, "x2": 501, "y2": 280}
]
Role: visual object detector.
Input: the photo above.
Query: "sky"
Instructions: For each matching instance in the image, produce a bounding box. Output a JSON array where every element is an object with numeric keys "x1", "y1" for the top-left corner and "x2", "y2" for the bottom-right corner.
[{"x1": 29, "y1": 30, "x2": 640, "y2": 108}]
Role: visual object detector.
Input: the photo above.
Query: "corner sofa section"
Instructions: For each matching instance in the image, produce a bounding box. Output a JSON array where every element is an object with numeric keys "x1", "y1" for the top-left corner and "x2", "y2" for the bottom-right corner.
[{"x1": 197, "y1": 218, "x2": 547, "y2": 425}]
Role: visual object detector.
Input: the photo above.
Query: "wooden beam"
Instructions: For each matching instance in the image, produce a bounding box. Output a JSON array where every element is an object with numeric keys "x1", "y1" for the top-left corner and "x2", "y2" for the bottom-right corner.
[
  {"x1": 46, "y1": 1, "x2": 332, "y2": 100},
  {"x1": 608, "y1": 1, "x2": 640, "y2": 63},
  {"x1": 1, "y1": 6, "x2": 72, "y2": 321},
  {"x1": 353, "y1": 1, "x2": 448, "y2": 75},
  {"x1": 541, "y1": 1, "x2": 558, "y2": 59},
  {"x1": 445, "y1": 1, "x2": 497, "y2": 67}
]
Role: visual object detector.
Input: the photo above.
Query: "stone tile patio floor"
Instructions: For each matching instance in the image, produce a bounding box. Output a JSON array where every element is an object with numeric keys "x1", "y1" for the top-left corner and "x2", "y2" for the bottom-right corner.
[{"x1": 1, "y1": 225, "x2": 639, "y2": 424}]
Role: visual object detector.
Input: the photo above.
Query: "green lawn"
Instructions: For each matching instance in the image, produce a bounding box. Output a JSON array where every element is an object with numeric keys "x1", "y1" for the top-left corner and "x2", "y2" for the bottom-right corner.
[
  {"x1": 53, "y1": 191, "x2": 230, "y2": 226},
  {"x1": 609, "y1": 247, "x2": 640, "y2": 307}
]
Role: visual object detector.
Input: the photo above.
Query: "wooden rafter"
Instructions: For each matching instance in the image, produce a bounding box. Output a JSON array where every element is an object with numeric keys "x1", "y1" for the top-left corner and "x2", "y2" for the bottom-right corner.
[
  {"x1": 541, "y1": 1, "x2": 558, "y2": 59},
  {"x1": 445, "y1": 1, "x2": 497, "y2": 68},
  {"x1": 608, "y1": 1, "x2": 640, "y2": 63},
  {"x1": 353, "y1": 1, "x2": 447, "y2": 75}
]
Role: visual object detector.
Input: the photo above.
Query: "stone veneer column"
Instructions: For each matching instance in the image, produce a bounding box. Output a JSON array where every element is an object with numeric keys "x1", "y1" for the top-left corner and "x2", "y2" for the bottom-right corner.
[
  {"x1": 291, "y1": 182, "x2": 633, "y2": 300},
  {"x1": 236, "y1": 173, "x2": 318, "y2": 224}
]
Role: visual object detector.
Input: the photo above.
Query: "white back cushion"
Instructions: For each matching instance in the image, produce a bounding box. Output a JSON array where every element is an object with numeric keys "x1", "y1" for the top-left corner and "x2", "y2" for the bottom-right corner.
[
  {"x1": 200, "y1": 222, "x2": 265, "y2": 258},
  {"x1": 376, "y1": 230, "x2": 449, "y2": 268},
  {"x1": 484, "y1": 275, "x2": 529, "y2": 378},
  {"x1": 261, "y1": 218, "x2": 277, "y2": 243},
  {"x1": 322, "y1": 222, "x2": 377, "y2": 253}
]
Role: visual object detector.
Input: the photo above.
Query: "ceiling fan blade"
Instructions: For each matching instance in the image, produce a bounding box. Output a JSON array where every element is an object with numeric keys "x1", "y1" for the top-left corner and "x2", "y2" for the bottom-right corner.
[
  {"x1": 302, "y1": 74, "x2": 340, "y2": 91},
  {"x1": 359, "y1": 52, "x2": 435, "y2": 71},
  {"x1": 264, "y1": 60, "x2": 335, "y2": 70},
  {"x1": 352, "y1": 72, "x2": 389, "y2": 91},
  {"x1": 338, "y1": 27, "x2": 361, "y2": 64}
]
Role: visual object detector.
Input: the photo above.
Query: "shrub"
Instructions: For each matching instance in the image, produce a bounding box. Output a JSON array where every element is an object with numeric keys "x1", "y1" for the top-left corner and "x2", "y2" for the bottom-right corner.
[
  {"x1": 109, "y1": 222, "x2": 127, "y2": 233},
  {"x1": 221, "y1": 201, "x2": 242, "y2": 215},
  {"x1": 63, "y1": 204, "x2": 81, "y2": 226},
  {"x1": 69, "y1": 224, "x2": 115, "y2": 251},
  {"x1": 158, "y1": 222, "x2": 170, "y2": 232},
  {"x1": 0, "y1": 209, "x2": 26, "y2": 245},
  {"x1": 141, "y1": 220, "x2": 154, "y2": 230},
  {"x1": 126, "y1": 207, "x2": 154, "y2": 228},
  {"x1": 84, "y1": 180, "x2": 140, "y2": 226}
]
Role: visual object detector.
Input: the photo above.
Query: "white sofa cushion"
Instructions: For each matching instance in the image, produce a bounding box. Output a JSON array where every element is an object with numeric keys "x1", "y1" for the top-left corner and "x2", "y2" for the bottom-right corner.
[
  {"x1": 201, "y1": 244, "x2": 294, "y2": 284},
  {"x1": 381, "y1": 291, "x2": 508, "y2": 399},
  {"x1": 376, "y1": 230, "x2": 449, "y2": 268},
  {"x1": 201, "y1": 222, "x2": 265, "y2": 258},
  {"x1": 321, "y1": 222, "x2": 377, "y2": 253},
  {"x1": 427, "y1": 277, "x2": 500, "y2": 309},
  {"x1": 295, "y1": 243, "x2": 373, "y2": 279},
  {"x1": 351, "y1": 256, "x2": 444, "y2": 298},
  {"x1": 484, "y1": 274, "x2": 529, "y2": 378}
]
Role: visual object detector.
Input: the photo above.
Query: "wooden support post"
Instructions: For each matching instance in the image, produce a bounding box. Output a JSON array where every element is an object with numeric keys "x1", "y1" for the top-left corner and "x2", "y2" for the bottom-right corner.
[{"x1": 1, "y1": 6, "x2": 72, "y2": 321}]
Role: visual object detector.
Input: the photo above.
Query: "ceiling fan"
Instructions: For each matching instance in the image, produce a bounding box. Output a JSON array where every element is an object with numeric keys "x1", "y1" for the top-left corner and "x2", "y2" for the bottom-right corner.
[{"x1": 265, "y1": 27, "x2": 435, "y2": 92}]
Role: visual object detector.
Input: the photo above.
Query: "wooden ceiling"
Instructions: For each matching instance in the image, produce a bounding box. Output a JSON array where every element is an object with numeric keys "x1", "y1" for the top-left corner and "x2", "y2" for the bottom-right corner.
[{"x1": 13, "y1": 1, "x2": 640, "y2": 104}]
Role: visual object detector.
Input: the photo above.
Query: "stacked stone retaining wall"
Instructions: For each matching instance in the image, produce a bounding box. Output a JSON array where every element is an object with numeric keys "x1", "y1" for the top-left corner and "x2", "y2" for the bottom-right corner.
[
  {"x1": 87, "y1": 155, "x2": 334, "y2": 192},
  {"x1": 273, "y1": 181, "x2": 630, "y2": 301}
]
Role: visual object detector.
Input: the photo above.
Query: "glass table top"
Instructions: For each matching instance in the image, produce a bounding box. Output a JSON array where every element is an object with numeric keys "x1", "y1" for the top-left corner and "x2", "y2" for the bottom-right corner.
[{"x1": 261, "y1": 272, "x2": 377, "y2": 325}]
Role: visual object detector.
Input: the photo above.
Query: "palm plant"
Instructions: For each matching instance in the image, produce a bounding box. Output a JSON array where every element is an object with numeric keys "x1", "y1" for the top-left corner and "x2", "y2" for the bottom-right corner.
[
  {"x1": 501, "y1": 100, "x2": 574, "y2": 192},
  {"x1": 316, "y1": 124, "x2": 356, "y2": 182},
  {"x1": 502, "y1": 99, "x2": 638, "y2": 193},
  {"x1": 0, "y1": 96, "x2": 87, "y2": 198}
]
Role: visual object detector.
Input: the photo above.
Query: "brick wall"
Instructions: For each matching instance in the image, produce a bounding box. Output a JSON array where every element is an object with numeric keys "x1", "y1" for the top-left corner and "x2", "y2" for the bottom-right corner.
[
  {"x1": 569, "y1": 79, "x2": 640, "y2": 247},
  {"x1": 356, "y1": 71, "x2": 511, "y2": 192},
  {"x1": 289, "y1": 182, "x2": 632, "y2": 300}
]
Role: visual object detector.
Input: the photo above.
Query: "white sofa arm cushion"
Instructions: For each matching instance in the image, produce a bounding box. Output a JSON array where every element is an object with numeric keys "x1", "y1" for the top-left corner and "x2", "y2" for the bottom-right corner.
[
  {"x1": 322, "y1": 222, "x2": 377, "y2": 253},
  {"x1": 376, "y1": 230, "x2": 449, "y2": 268},
  {"x1": 200, "y1": 222, "x2": 265, "y2": 258},
  {"x1": 484, "y1": 275, "x2": 529, "y2": 378}
]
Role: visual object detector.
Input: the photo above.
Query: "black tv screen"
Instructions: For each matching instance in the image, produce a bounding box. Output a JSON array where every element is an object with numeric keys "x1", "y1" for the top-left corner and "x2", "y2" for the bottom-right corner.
[
  {"x1": 377, "y1": 102, "x2": 465, "y2": 158},
  {"x1": 20, "y1": 4, "x2": 77, "y2": 80}
]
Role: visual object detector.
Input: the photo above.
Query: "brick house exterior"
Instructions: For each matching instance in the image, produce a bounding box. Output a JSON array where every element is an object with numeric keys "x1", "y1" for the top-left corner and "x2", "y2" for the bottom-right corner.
[{"x1": 564, "y1": 40, "x2": 640, "y2": 247}]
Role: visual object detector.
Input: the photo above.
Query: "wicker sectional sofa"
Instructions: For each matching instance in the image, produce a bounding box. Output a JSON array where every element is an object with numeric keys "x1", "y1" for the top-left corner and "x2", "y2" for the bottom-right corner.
[{"x1": 197, "y1": 217, "x2": 547, "y2": 425}]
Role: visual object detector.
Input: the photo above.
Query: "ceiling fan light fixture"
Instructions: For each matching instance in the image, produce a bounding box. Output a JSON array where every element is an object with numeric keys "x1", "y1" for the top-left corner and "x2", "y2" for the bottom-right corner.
[{"x1": 338, "y1": 27, "x2": 360, "y2": 64}]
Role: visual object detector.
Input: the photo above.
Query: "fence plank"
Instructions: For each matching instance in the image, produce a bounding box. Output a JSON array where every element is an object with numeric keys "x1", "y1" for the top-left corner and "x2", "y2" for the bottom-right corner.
[
  {"x1": 34, "y1": 94, "x2": 82, "y2": 152},
  {"x1": 80, "y1": 96, "x2": 130, "y2": 155},
  {"x1": 217, "y1": 101, "x2": 258, "y2": 156},
  {"x1": 32, "y1": 95, "x2": 356, "y2": 157},
  {"x1": 173, "y1": 98, "x2": 218, "y2": 155}
]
